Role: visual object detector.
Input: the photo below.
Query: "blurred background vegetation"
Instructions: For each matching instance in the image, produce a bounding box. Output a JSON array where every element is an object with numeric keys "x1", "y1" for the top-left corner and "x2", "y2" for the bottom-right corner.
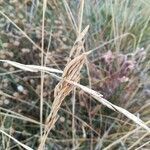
[{"x1": 0, "y1": 0, "x2": 150, "y2": 149}]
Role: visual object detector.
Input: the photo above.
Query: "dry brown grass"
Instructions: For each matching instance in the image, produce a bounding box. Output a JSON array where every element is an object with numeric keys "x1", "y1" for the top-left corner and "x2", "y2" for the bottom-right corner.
[
  {"x1": 38, "y1": 25, "x2": 89, "y2": 149},
  {"x1": 0, "y1": 0, "x2": 150, "y2": 149},
  {"x1": 1, "y1": 33, "x2": 149, "y2": 149}
]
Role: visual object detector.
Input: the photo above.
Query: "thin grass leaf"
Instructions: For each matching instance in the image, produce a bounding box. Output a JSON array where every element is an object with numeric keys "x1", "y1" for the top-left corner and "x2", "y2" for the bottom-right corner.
[
  {"x1": 0, "y1": 60, "x2": 35, "y2": 72},
  {"x1": 0, "y1": 129, "x2": 33, "y2": 150},
  {"x1": 2, "y1": 59, "x2": 149, "y2": 132},
  {"x1": 67, "y1": 81, "x2": 150, "y2": 132},
  {"x1": 0, "y1": 60, "x2": 63, "y2": 73},
  {"x1": 76, "y1": 25, "x2": 89, "y2": 42}
]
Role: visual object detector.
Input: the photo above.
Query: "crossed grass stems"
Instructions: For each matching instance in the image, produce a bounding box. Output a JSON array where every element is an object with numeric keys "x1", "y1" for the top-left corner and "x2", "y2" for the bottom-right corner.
[
  {"x1": 0, "y1": 0, "x2": 150, "y2": 149},
  {"x1": 0, "y1": 26, "x2": 150, "y2": 149}
]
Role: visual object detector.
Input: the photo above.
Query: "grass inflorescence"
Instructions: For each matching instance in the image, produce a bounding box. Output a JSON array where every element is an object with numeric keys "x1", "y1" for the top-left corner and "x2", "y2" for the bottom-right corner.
[{"x1": 0, "y1": 0, "x2": 150, "y2": 149}]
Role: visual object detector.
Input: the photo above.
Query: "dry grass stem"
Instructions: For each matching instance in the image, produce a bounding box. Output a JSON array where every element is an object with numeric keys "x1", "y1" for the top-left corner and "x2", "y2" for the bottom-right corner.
[
  {"x1": 0, "y1": 1, "x2": 149, "y2": 149},
  {"x1": 63, "y1": 0, "x2": 78, "y2": 33},
  {"x1": 0, "y1": 129, "x2": 33, "y2": 150},
  {"x1": 0, "y1": 60, "x2": 63, "y2": 73},
  {"x1": 40, "y1": 0, "x2": 48, "y2": 138},
  {"x1": 0, "y1": 11, "x2": 45, "y2": 55},
  {"x1": 38, "y1": 25, "x2": 89, "y2": 149}
]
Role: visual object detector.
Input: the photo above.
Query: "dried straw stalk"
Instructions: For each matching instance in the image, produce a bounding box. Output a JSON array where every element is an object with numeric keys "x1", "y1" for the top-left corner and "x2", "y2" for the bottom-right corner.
[{"x1": 38, "y1": 26, "x2": 89, "y2": 149}]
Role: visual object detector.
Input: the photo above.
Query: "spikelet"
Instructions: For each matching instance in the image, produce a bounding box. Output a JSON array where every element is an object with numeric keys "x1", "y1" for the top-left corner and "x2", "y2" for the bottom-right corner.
[{"x1": 38, "y1": 26, "x2": 89, "y2": 149}]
